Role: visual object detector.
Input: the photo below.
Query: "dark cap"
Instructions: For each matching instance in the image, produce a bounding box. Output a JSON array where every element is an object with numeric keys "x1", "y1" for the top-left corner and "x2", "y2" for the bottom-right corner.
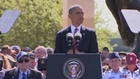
[
  {"x1": 16, "y1": 51, "x2": 29, "y2": 61},
  {"x1": 24, "y1": 47, "x2": 31, "y2": 52},
  {"x1": 109, "y1": 52, "x2": 120, "y2": 59},
  {"x1": 37, "y1": 57, "x2": 47, "y2": 70},
  {"x1": 28, "y1": 52, "x2": 35, "y2": 59}
]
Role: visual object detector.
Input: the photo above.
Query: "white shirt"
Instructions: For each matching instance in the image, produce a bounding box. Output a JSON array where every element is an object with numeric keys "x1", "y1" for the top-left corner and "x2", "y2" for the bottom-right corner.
[
  {"x1": 103, "y1": 68, "x2": 131, "y2": 79},
  {"x1": 19, "y1": 69, "x2": 28, "y2": 79},
  {"x1": 70, "y1": 24, "x2": 81, "y2": 35},
  {"x1": 132, "y1": 69, "x2": 140, "y2": 79}
]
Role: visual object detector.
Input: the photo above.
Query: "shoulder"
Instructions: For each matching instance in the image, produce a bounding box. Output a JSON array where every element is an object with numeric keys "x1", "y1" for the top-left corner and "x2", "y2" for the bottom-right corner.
[
  {"x1": 82, "y1": 26, "x2": 96, "y2": 33},
  {"x1": 134, "y1": 69, "x2": 140, "y2": 74},
  {"x1": 29, "y1": 68, "x2": 41, "y2": 74},
  {"x1": 5, "y1": 68, "x2": 18, "y2": 73},
  {"x1": 103, "y1": 69, "x2": 112, "y2": 75},
  {"x1": 57, "y1": 27, "x2": 70, "y2": 34}
]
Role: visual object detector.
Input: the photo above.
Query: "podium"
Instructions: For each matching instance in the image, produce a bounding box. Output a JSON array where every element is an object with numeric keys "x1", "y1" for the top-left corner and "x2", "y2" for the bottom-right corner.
[{"x1": 46, "y1": 53, "x2": 103, "y2": 79}]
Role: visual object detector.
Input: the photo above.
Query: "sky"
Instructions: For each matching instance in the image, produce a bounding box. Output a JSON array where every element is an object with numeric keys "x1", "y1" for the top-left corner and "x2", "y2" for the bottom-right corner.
[{"x1": 95, "y1": 0, "x2": 118, "y2": 32}]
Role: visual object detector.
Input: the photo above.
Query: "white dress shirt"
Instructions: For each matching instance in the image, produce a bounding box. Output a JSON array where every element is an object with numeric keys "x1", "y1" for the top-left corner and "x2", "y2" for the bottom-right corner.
[
  {"x1": 70, "y1": 24, "x2": 81, "y2": 35},
  {"x1": 103, "y1": 68, "x2": 131, "y2": 79},
  {"x1": 132, "y1": 69, "x2": 140, "y2": 79}
]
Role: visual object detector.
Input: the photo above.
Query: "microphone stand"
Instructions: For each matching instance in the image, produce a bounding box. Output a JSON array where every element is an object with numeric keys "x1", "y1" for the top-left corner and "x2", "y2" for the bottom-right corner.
[{"x1": 73, "y1": 45, "x2": 75, "y2": 54}]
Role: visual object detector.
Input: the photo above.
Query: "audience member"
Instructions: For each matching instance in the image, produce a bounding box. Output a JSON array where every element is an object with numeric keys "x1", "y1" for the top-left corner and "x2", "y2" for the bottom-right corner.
[{"x1": 4, "y1": 51, "x2": 43, "y2": 79}]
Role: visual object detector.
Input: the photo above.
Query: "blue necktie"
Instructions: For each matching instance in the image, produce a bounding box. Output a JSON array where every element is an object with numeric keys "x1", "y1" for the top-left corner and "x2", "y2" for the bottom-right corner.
[{"x1": 22, "y1": 73, "x2": 26, "y2": 79}]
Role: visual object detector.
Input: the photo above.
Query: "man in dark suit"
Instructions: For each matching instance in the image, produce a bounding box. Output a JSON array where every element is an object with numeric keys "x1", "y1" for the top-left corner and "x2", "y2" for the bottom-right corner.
[
  {"x1": 54, "y1": 5, "x2": 98, "y2": 54},
  {"x1": 3, "y1": 51, "x2": 43, "y2": 79}
]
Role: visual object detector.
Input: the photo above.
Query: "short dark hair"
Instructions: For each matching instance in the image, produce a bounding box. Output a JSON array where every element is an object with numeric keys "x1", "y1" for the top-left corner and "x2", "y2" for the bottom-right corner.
[
  {"x1": 102, "y1": 47, "x2": 109, "y2": 52},
  {"x1": 68, "y1": 5, "x2": 83, "y2": 14}
]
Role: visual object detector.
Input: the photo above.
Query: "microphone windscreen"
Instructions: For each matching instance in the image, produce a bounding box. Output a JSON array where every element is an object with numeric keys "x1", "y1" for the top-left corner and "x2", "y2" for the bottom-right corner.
[
  {"x1": 66, "y1": 33, "x2": 73, "y2": 42},
  {"x1": 74, "y1": 32, "x2": 82, "y2": 38},
  {"x1": 66, "y1": 33, "x2": 73, "y2": 38}
]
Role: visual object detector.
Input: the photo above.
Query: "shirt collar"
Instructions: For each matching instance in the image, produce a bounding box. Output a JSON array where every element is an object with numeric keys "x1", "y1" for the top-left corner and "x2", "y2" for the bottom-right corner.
[
  {"x1": 71, "y1": 24, "x2": 82, "y2": 34},
  {"x1": 110, "y1": 67, "x2": 123, "y2": 73},
  {"x1": 19, "y1": 68, "x2": 28, "y2": 75}
]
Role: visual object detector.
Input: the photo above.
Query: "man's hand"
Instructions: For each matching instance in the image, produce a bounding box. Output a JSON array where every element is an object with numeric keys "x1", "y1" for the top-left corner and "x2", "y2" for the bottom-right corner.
[
  {"x1": 75, "y1": 48, "x2": 85, "y2": 54},
  {"x1": 67, "y1": 49, "x2": 73, "y2": 54},
  {"x1": 67, "y1": 48, "x2": 85, "y2": 54}
]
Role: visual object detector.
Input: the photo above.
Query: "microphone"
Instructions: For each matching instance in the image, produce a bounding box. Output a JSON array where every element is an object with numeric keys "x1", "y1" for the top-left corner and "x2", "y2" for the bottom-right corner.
[
  {"x1": 74, "y1": 32, "x2": 82, "y2": 47},
  {"x1": 66, "y1": 33, "x2": 74, "y2": 47}
]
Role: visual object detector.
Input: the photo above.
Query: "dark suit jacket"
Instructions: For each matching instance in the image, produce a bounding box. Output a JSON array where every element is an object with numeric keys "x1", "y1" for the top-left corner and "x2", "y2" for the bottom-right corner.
[
  {"x1": 54, "y1": 26, "x2": 99, "y2": 53},
  {"x1": 3, "y1": 68, "x2": 42, "y2": 79}
]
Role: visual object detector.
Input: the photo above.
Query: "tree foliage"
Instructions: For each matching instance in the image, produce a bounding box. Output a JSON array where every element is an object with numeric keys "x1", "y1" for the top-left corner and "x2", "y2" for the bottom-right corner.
[
  {"x1": 94, "y1": 1, "x2": 120, "y2": 52},
  {"x1": 0, "y1": 0, "x2": 62, "y2": 49}
]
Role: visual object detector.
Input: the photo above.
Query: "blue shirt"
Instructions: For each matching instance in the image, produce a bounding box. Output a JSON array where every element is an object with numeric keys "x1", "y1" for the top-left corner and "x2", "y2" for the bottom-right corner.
[{"x1": 19, "y1": 69, "x2": 28, "y2": 79}]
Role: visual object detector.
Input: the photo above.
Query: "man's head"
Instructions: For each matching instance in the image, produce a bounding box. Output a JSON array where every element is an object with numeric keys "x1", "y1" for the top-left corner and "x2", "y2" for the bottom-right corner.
[
  {"x1": 119, "y1": 51, "x2": 126, "y2": 59},
  {"x1": 68, "y1": 5, "x2": 84, "y2": 27},
  {"x1": 34, "y1": 46, "x2": 47, "y2": 59},
  {"x1": 101, "y1": 47, "x2": 109, "y2": 58},
  {"x1": 126, "y1": 52, "x2": 137, "y2": 72},
  {"x1": 108, "y1": 52, "x2": 121, "y2": 70},
  {"x1": 1, "y1": 45, "x2": 11, "y2": 55},
  {"x1": 28, "y1": 52, "x2": 36, "y2": 69},
  {"x1": 46, "y1": 47, "x2": 54, "y2": 54},
  {"x1": 11, "y1": 45, "x2": 21, "y2": 54},
  {"x1": 16, "y1": 51, "x2": 30, "y2": 71}
]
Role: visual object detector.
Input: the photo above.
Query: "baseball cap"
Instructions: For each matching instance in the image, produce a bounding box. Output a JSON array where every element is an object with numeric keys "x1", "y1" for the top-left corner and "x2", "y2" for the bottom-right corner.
[
  {"x1": 126, "y1": 52, "x2": 137, "y2": 65},
  {"x1": 16, "y1": 51, "x2": 29, "y2": 61},
  {"x1": 119, "y1": 51, "x2": 127, "y2": 56},
  {"x1": 28, "y1": 52, "x2": 35, "y2": 59},
  {"x1": 109, "y1": 52, "x2": 120, "y2": 59}
]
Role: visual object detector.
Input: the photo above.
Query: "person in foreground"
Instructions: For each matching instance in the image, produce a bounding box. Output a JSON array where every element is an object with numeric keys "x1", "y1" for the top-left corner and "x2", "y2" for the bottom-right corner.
[
  {"x1": 3, "y1": 51, "x2": 42, "y2": 79},
  {"x1": 54, "y1": 5, "x2": 98, "y2": 54},
  {"x1": 103, "y1": 52, "x2": 131, "y2": 79}
]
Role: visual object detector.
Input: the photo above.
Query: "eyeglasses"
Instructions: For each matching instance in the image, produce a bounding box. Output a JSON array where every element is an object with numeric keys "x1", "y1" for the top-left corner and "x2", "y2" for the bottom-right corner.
[{"x1": 18, "y1": 58, "x2": 29, "y2": 63}]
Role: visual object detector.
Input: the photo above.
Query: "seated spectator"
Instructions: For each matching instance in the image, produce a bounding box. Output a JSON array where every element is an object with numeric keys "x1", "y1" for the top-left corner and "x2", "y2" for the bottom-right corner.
[
  {"x1": 1, "y1": 45, "x2": 11, "y2": 55},
  {"x1": 124, "y1": 53, "x2": 138, "y2": 74},
  {"x1": 3, "y1": 51, "x2": 43, "y2": 79},
  {"x1": 23, "y1": 47, "x2": 31, "y2": 52},
  {"x1": 124, "y1": 52, "x2": 140, "y2": 79},
  {"x1": 28, "y1": 52, "x2": 36, "y2": 70},
  {"x1": 101, "y1": 47, "x2": 110, "y2": 59},
  {"x1": 34, "y1": 46, "x2": 48, "y2": 59},
  {"x1": 119, "y1": 51, "x2": 127, "y2": 59},
  {"x1": 103, "y1": 52, "x2": 131, "y2": 79},
  {"x1": 46, "y1": 47, "x2": 54, "y2": 54},
  {"x1": 5, "y1": 54, "x2": 16, "y2": 68},
  {"x1": 120, "y1": 56, "x2": 126, "y2": 68},
  {"x1": 11, "y1": 45, "x2": 21, "y2": 54}
]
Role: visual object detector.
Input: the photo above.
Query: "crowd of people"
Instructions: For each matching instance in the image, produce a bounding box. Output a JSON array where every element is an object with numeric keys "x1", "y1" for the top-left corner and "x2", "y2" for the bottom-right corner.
[
  {"x1": 0, "y1": 45, "x2": 53, "y2": 79},
  {"x1": 0, "y1": 45, "x2": 140, "y2": 79},
  {"x1": 101, "y1": 47, "x2": 140, "y2": 79}
]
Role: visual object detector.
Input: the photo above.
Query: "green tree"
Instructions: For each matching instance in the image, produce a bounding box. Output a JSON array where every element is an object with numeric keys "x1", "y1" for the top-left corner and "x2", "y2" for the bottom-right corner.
[
  {"x1": 94, "y1": 1, "x2": 119, "y2": 52},
  {"x1": 0, "y1": 0, "x2": 62, "y2": 49}
]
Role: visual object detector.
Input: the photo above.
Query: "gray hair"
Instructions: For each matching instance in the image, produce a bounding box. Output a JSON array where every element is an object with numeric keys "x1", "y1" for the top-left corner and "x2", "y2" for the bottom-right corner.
[{"x1": 68, "y1": 5, "x2": 83, "y2": 14}]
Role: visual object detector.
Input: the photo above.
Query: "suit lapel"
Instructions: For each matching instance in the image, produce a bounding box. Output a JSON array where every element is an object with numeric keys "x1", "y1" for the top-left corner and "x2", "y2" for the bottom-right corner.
[
  {"x1": 27, "y1": 69, "x2": 32, "y2": 79},
  {"x1": 79, "y1": 26, "x2": 86, "y2": 49},
  {"x1": 12, "y1": 68, "x2": 19, "y2": 79},
  {"x1": 65, "y1": 26, "x2": 71, "y2": 33}
]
